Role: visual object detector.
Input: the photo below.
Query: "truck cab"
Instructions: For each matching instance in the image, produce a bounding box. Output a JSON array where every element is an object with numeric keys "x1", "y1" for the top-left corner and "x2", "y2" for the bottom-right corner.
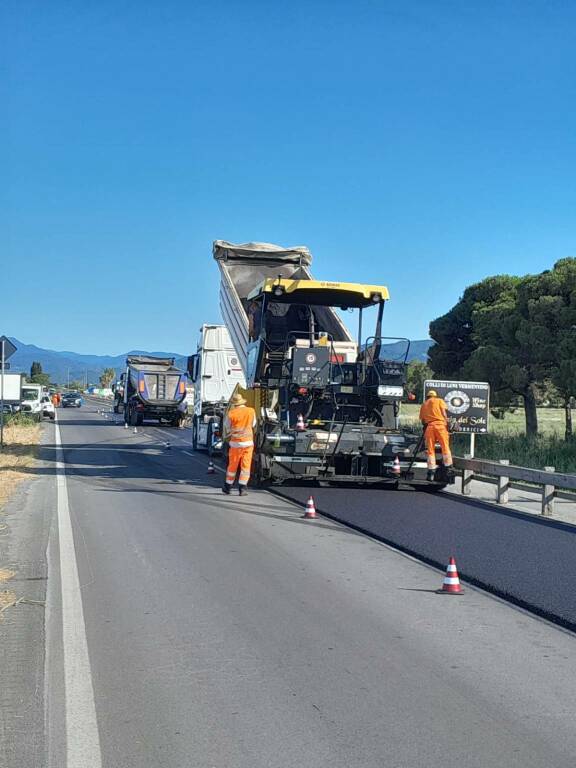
[{"x1": 188, "y1": 324, "x2": 246, "y2": 454}]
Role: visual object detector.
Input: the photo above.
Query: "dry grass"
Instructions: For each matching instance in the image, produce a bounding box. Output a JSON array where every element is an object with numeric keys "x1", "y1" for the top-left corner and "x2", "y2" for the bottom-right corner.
[{"x1": 0, "y1": 422, "x2": 41, "y2": 512}]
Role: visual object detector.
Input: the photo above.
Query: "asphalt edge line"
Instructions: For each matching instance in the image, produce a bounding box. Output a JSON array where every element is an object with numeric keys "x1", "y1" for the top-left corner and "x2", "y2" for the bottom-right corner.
[
  {"x1": 55, "y1": 416, "x2": 103, "y2": 768},
  {"x1": 270, "y1": 487, "x2": 576, "y2": 636}
]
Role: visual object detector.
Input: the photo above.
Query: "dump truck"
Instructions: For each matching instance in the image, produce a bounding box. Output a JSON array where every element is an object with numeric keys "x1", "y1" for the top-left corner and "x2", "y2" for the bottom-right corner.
[
  {"x1": 214, "y1": 240, "x2": 453, "y2": 489},
  {"x1": 116, "y1": 355, "x2": 187, "y2": 426},
  {"x1": 188, "y1": 324, "x2": 246, "y2": 455}
]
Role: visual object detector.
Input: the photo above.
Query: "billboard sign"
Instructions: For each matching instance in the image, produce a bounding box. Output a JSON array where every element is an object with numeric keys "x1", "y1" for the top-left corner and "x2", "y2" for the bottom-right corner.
[{"x1": 423, "y1": 380, "x2": 490, "y2": 434}]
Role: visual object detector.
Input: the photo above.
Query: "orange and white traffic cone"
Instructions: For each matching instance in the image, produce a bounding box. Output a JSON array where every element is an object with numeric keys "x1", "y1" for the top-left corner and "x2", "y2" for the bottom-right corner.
[
  {"x1": 302, "y1": 495, "x2": 317, "y2": 519},
  {"x1": 437, "y1": 556, "x2": 464, "y2": 595},
  {"x1": 296, "y1": 414, "x2": 306, "y2": 431},
  {"x1": 392, "y1": 455, "x2": 401, "y2": 475},
  {"x1": 207, "y1": 461, "x2": 215, "y2": 474}
]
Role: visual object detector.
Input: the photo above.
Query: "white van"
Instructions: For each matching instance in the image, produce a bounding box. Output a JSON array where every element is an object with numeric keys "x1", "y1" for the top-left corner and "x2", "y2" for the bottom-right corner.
[{"x1": 20, "y1": 384, "x2": 55, "y2": 420}]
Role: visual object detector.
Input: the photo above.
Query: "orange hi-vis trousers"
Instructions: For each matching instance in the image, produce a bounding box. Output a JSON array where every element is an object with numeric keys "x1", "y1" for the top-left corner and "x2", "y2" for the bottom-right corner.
[
  {"x1": 424, "y1": 423, "x2": 453, "y2": 469},
  {"x1": 226, "y1": 446, "x2": 254, "y2": 487}
]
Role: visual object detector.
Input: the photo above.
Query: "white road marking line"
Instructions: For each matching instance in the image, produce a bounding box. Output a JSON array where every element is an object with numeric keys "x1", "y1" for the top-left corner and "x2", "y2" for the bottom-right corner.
[
  {"x1": 55, "y1": 417, "x2": 102, "y2": 768},
  {"x1": 183, "y1": 450, "x2": 225, "y2": 473}
]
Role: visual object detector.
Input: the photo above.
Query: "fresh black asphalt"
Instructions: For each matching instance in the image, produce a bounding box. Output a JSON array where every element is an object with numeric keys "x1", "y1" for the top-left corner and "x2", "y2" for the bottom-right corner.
[{"x1": 274, "y1": 485, "x2": 576, "y2": 631}]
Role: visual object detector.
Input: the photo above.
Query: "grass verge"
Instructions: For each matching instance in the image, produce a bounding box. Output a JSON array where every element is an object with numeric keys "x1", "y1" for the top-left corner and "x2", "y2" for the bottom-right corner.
[
  {"x1": 451, "y1": 433, "x2": 576, "y2": 473},
  {"x1": 0, "y1": 418, "x2": 41, "y2": 512}
]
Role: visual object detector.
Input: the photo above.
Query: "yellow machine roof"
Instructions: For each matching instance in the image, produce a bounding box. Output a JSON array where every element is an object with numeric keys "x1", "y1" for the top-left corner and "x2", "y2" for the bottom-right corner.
[{"x1": 247, "y1": 278, "x2": 390, "y2": 308}]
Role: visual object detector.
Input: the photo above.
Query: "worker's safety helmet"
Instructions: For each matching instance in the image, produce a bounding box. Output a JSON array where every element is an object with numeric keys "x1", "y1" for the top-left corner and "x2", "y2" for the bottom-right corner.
[{"x1": 426, "y1": 389, "x2": 438, "y2": 398}]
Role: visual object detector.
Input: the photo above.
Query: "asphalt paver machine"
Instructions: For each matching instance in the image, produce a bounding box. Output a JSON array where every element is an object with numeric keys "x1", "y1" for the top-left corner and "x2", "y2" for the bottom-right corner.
[{"x1": 214, "y1": 240, "x2": 452, "y2": 489}]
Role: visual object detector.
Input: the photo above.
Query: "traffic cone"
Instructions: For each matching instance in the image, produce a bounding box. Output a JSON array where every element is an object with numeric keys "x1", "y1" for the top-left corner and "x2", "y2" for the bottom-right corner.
[
  {"x1": 392, "y1": 455, "x2": 401, "y2": 475},
  {"x1": 124, "y1": 422, "x2": 128, "y2": 429},
  {"x1": 207, "y1": 461, "x2": 215, "y2": 474},
  {"x1": 133, "y1": 426, "x2": 138, "y2": 434},
  {"x1": 302, "y1": 495, "x2": 317, "y2": 519},
  {"x1": 436, "y1": 556, "x2": 464, "y2": 595},
  {"x1": 296, "y1": 414, "x2": 306, "y2": 431}
]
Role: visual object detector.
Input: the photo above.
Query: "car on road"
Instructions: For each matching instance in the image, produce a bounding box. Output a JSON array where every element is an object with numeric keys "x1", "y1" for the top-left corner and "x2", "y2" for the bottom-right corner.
[
  {"x1": 62, "y1": 392, "x2": 83, "y2": 408},
  {"x1": 20, "y1": 385, "x2": 56, "y2": 421}
]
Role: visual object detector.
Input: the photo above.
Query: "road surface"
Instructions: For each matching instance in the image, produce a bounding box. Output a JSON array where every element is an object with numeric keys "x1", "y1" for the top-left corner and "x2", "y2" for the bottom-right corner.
[{"x1": 5, "y1": 401, "x2": 576, "y2": 767}]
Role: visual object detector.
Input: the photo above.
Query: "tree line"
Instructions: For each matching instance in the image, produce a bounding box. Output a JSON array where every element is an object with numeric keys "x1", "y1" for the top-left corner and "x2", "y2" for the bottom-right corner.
[
  {"x1": 415, "y1": 257, "x2": 576, "y2": 437},
  {"x1": 27, "y1": 362, "x2": 116, "y2": 390}
]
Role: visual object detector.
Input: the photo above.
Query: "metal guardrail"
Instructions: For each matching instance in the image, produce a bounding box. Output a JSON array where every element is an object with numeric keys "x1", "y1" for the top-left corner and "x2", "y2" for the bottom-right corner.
[{"x1": 453, "y1": 455, "x2": 576, "y2": 517}]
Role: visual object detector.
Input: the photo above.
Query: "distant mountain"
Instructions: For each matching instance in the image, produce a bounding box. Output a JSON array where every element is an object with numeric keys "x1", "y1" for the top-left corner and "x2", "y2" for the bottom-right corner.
[
  {"x1": 6, "y1": 336, "x2": 433, "y2": 384},
  {"x1": 7, "y1": 338, "x2": 187, "y2": 385}
]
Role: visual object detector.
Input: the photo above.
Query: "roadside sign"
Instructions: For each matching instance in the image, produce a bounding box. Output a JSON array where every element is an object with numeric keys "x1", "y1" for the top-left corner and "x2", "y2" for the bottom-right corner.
[
  {"x1": 1, "y1": 337, "x2": 18, "y2": 449},
  {"x1": 0, "y1": 336, "x2": 17, "y2": 360},
  {"x1": 424, "y1": 379, "x2": 490, "y2": 434}
]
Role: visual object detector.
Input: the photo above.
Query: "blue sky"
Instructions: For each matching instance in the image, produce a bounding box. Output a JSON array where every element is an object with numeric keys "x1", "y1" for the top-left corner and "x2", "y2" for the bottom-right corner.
[{"x1": 2, "y1": 0, "x2": 575, "y2": 355}]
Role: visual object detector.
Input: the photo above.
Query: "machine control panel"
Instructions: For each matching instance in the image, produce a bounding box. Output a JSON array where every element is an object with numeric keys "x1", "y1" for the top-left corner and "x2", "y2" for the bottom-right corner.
[{"x1": 292, "y1": 347, "x2": 331, "y2": 387}]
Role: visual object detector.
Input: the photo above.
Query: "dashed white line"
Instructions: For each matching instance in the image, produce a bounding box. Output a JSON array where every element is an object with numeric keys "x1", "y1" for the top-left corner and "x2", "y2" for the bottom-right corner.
[{"x1": 55, "y1": 417, "x2": 102, "y2": 768}]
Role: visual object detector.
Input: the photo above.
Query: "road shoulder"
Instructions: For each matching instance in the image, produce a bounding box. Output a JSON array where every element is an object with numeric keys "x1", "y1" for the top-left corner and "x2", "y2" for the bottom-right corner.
[{"x1": 0, "y1": 420, "x2": 55, "y2": 768}]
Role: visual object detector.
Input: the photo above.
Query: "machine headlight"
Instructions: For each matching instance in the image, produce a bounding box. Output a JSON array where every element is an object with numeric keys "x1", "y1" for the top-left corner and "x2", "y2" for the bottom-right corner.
[{"x1": 377, "y1": 385, "x2": 404, "y2": 398}]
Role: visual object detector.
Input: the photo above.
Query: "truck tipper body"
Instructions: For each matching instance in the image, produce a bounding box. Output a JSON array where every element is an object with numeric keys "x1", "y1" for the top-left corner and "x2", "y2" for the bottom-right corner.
[
  {"x1": 214, "y1": 240, "x2": 453, "y2": 489},
  {"x1": 215, "y1": 241, "x2": 355, "y2": 375},
  {"x1": 117, "y1": 355, "x2": 186, "y2": 426},
  {"x1": 188, "y1": 324, "x2": 246, "y2": 454}
]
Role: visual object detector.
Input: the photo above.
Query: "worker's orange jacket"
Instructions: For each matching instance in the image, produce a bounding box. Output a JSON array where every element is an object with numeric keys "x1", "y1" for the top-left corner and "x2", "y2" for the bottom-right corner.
[
  {"x1": 224, "y1": 405, "x2": 257, "y2": 448},
  {"x1": 419, "y1": 397, "x2": 448, "y2": 426}
]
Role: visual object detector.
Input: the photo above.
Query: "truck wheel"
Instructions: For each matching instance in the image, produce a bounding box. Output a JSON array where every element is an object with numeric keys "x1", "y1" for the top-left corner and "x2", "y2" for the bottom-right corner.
[
  {"x1": 113, "y1": 404, "x2": 120, "y2": 414},
  {"x1": 136, "y1": 413, "x2": 144, "y2": 426}
]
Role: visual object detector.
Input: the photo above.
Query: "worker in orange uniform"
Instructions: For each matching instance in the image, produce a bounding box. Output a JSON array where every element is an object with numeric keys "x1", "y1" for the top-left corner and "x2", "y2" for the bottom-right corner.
[
  {"x1": 419, "y1": 389, "x2": 453, "y2": 481},
  {"x1": 222, "y1": 393, "x2": 257, "y2": 496}
]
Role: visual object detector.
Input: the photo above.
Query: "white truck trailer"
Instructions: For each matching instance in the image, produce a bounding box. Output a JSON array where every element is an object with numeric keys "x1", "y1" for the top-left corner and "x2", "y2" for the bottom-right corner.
[
  {"x1": 188, "y1": 324, "x2": 245, "y2": 455},
  {"x1": 0, "y1": 372, "x2": 24, "y2": 407}
]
